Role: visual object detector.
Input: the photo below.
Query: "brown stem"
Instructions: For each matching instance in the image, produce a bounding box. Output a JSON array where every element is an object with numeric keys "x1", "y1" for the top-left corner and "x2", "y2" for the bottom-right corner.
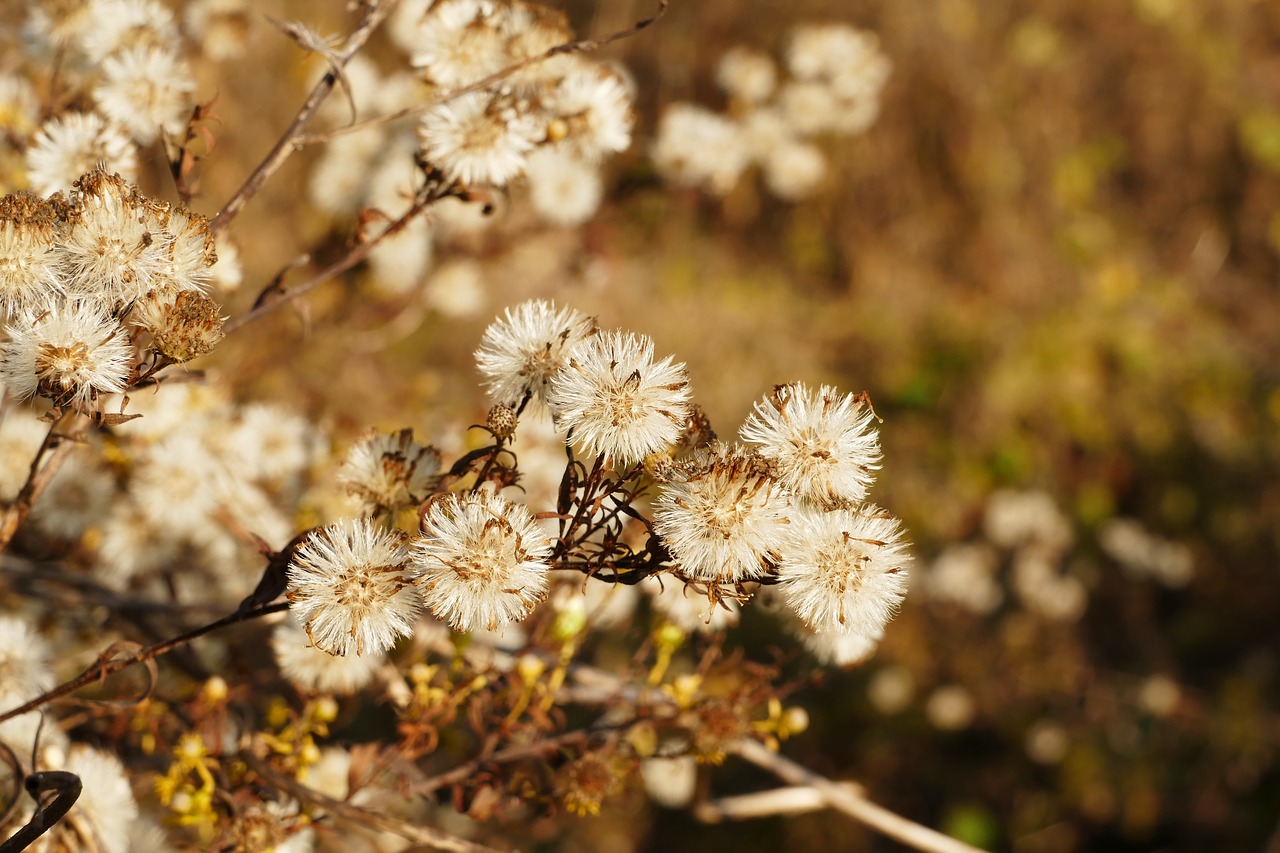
[
  {"x1": 0, "y1": 412, "x2": 75, "y2": 553},
  {"x1": 731, "y1": 739, "x2": 988, "y2": 853},
  {"x1": 208, "y1": 0, "x2": 400, "y2": 234},
  {"x1": 0, "y1": 602, "x2": 288, "y2": 725},
  {"x1": 223, "y1": 190, "x2": 437, "y2": 334}
]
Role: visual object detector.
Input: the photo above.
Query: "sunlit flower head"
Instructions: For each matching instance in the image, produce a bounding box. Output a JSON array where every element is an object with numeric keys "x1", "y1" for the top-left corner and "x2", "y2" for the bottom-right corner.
[
  {"x1": 79, "y1": 0, "x2": 180, "y2": 62},
  {"x1": 418, "y1": 90, "x2": 541, "y2": 187},
  {"x1": 413, "y1": 489, "x2": 553, "y2": 633},
  {"x1": 544, "y1": 63, "x2": 633, "y2": 162},
  {"x1": 338, "y1": 428, "x2": 441, "y2": 514},
  {"x1": 93, "y1": 44, "x2": 196, "y2": 144},
  {"x1": 651, "y1": 103, "x2": 750, "y2": 196},
  {"x1": 0, "y1": 191, "x2": 65, "y2": 318},
  {"x1": 547, "y1": 330, "x2": 691, "y2": 465},
  {"x1": 716, "y1": 46, "x2": 778, "y2": 104},
  {"x1": 0, "y1": 615, "x2": 55, "y2": 701},
  {"x1": 56, "y1": 170, "x2": 171, "y2": 305},
  {"x1": 475, "y1": 298, "x2": 597, "y2": 407},
  {"x1": 652, "y1": 445, "x2": 792, "y2": 583},
  {"x1": 286, "y1": 518, "x2": 421, "y2": 656},
  {"x1": 525, "y1": 146, "x2": 604, "y2": 227},
  {"x1": 409, "y1": 0, "x2": 512, "y2": 89},
  {"x1": 739, "y1": 382, "x2": 881, "y2": 508},
  {"x1": 0, "y1": 301, "x2": 133, "y2": 412},
  {"x1": 24, "y1": 112, "x2": 138, "y2": 196},
  {"x1": 776, "y1": 505, "x2": 910, "y2": 637}
]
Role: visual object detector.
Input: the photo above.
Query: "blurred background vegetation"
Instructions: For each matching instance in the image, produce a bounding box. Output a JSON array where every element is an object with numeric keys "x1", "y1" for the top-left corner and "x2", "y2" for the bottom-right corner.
[{"x1": 12, "y1": 0, "x2": 1279, "y2": 849}]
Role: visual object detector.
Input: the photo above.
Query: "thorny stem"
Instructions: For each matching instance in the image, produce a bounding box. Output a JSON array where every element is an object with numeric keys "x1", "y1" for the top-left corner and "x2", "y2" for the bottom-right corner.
[
  {"x1": 297, "y1": 0, "x2": 672, "y2": 148},
  {"x1": 0, "y1": 602, "x2": 289, "y2": 726},
  {"x1": 208, "y1": 0, "x2": 400, "y2": 235},
  {"x1": 0, "y1": 412, "x2": 76, "y2": 553},
  {"x1": 242, "y1": 752, "x2": 502, "y2": 853}
]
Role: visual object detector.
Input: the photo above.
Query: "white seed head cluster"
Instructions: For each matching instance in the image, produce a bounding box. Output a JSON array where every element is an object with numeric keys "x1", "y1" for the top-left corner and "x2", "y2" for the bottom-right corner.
[
  {"x1": 338, "y1": 428, "x2": 442, "y2": 515},
  {"x1": 547, "y1": 329, "x2": 692, "y2": 465},
  {"x1": 414, "y1": 489, "x2": 554, "y2": 633},
  {"x1": 475, "y1": 298, "x2": 598, "y2": 407},
  {"x1": 405, "y1": 0, "x2": 633, "y2": 197},
  {"x1": 286, "y1": 518, "x2": 421, "y2": 657},
  {"x1": 739, "y1": 382, "x2": 882, "y2": 509},
  {"x1": 654, "y1": 21, "x2": 891, "y2": 201}
]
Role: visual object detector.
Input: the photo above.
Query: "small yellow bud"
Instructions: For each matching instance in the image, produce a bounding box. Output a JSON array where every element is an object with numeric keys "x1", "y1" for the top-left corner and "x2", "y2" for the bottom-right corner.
[
  {"x1": 312, "y1": 696, "x2": 339, "y2": 724},
  {"x1": 201, "y1": 676, "x2": 228, "y2": 704},
  {"x1": 517, "y1": 654, "x2": 546, "y2": 685}
]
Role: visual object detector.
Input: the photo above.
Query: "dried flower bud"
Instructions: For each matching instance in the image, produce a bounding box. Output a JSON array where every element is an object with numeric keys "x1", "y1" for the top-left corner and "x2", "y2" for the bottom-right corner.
[
  {"x1": 486, "y1": 403, "x2": 517, "y2": 438},
  {"x1": 137, "y1": 290, "x2": 225, "y2": 362}
]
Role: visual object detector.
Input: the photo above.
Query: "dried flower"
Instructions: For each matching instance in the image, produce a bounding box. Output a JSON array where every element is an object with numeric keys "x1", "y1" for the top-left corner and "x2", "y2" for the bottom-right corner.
[
  {"x1": 135, "y1": 290, "x2": 225, "y2": 363},
  {"x1": 475, "y1": 298, "x2": 597, "y2": 407},
  {"x1": 739, "y1": 382, "x2": 881, "y2": 509},
  {"x1": 286, "y1": 518, "x2": 421, "y2": 656},
  {"x1": 0, "y1": 301, "x2": 133, "y2": 412},
  {"x1": 418, "y1": 90, "x2": 541, "y2": 187},
  {"x1": 776, "y1": 505, "x2": 910, "y2": 637},
  {"x1": 0, "y1": 191, "x2": 65, "y2": 318},
  {"x1": 652, "y1": 446, "x2": 792, "y2": 583},
  {"x1": 338, "y1": 428, "x2": 441, "y2": 514},
  {"x1": 24, "y1": 112, "x2": 138, "y2": 196},
  {"x1": 413, "y1": 489, "x2": 553, "y2": 633},
  {"x1": 547, "y1": 330, "x2": 691, "y2": 465}
]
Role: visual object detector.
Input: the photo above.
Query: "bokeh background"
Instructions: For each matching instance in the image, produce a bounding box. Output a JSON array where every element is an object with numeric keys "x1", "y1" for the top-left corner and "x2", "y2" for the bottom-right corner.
[{"x1": 7, "y1": 0, "x2": 1280, "y2": 850}]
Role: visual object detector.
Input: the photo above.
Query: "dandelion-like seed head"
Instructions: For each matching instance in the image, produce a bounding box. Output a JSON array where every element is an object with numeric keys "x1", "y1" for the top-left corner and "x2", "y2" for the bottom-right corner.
[
  {"x1": 651, "y1": 103, "x2": 750, "y2": 196},
  {"x1": 337, "y1": 428, "x2": 441, "y2": 514},
  {"x1": 418, "y1": 90, "x2": 541, "y2": 187},
  {"x1": 272, "y1": 620, "x2": 385, "y2": 696},
  {"x1": 0, "y1": 191, "x2": 65, "y2": 318},
  {"x1": 0, "y1": 301, "x2": 133, "y2": 412},
  {"x1": 777, "y1": 505, "x2": 910, "y2": 637},
  {"x1": 56, "y1": 170, "x2": 171, "y2": 305},
  {"x1": 0, "y1": 615, "x2": 55, "y2": 700},
  {"x1": 475, "y1": 298, "x2": 597, "y2": 407},
  {"x1": 410, "y1": 0, "x2": 512, "y2": 89},
  {"x1": 739, "y1": 382, "x2": 881, "y2": 508},
  {"x1": 653, "y1": 445, "x2": 792, "y2": 583},
  {"x1": 547, "y1": 330, "x2": 692, "y2": 466},
  {"x1": 24, "y1": 112, "x2": 138, "y2": 197},
  {"x1": 413, "y1": 489, "x2": 553, "y2": 633},
  {"x1": 544, "y1": 63, "x2": 633, "y2": 162},
  {"x1": 93, "y1": 44, "x2": 196, "y2": 144},
  {"x1": 286, "y1": 518, "x2": 421, "y2": 657},
  {"x1": 64, "y1": 744, "x2": 138, "y2": 853}
]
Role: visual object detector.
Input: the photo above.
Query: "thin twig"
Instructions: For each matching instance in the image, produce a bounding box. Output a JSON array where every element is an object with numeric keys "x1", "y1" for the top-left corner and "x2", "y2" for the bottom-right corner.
[
  {"x1": 0, "y1": 602, "x2": 289, "y2": 725},
  {"x1": 694, "y1": 782, "x2": 866, "y2": 822},
  {"x1": 0, "y1": 413, "x2": 77, "y2": 552},
  {"x1": 731, "y1": 739, "x2": 989, "y2": 853},
  {"x1": 223, "y1": 191, "x2": 436, "y2": 334},
  {"x1": 297, "y1": 0, "x2": 671, "y2": 147},
  {"x1": 209, "y1": 0, "x2": 400, "y2": 234},
  {"x1": 242, "y1": 751, "x2": 504, "y2": 853}
]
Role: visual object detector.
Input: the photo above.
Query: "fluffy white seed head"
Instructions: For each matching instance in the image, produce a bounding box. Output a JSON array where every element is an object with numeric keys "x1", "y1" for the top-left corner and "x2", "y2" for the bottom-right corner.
[
  {"x1": 24, "y1": 112, "x2": 138, "y2": 196},
  {"x1": 286, "y1": 518, "x2": 421, "y2": 657},
  {"x1": 475, "y1": 298, "x2": 597, "y2": 407},
  {"x1": 338, "y1": 428, "x2": 442, "y2": 515},
  {"x1": 651, "y1": 103, "x2": 750, "y2": 196},
  {"x1": 776, "y1": 505, "x2": 910, "y2": 637},
  {"x1": 0, "y1": 192, "x2": 65, "y2": 318},
  {"x1": 547, "y1": 330, "x2": 692, "y2": 466},
  {"x1": 93, "y1": 45, "x2": 196, "y2": 144},
  {"x1": 418, "y1": 90, "x2": 541, "y2": 187},
  {"x1": 0, "y1": 301, "x2": 133, "y2": 412},
  {"x1": 544, "y1": 63, "x2": 633, "y2": 162},
  {"x1": 653, "y1": 446, "x2": 792, "y2": 584},
  {"x1": 64, "y1": 744, "x2": 139, "y2": 853},
  {"x1": 410, "y1": 0, "x2": 512, "y2": 89},
  {"x1": 525, "y1": 146, "x2": 604, "y2": 227},
  {"x1": 413, "y1": 489, "x2": 553, "y2": 633},
  {"x1": 273, "y1": 620, "x2": 385, "y2": 695},
  {"x1": 739, "y1": 382, "x2": 881, "y2": 509}
]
